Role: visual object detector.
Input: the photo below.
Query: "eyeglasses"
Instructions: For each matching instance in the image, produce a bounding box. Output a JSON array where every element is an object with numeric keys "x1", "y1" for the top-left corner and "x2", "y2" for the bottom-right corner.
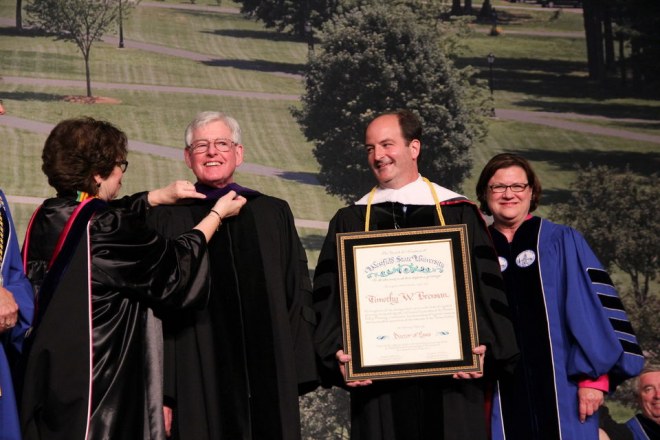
[
  {"x1": 116, "y1": 160, "x2": 129, "y2": 172},
  {"x1": 489, "y1": 183, "x2": 529, "y2": 193},
  {"x1": 188, "y1": 138, "x2": 236, "y2": 154}
]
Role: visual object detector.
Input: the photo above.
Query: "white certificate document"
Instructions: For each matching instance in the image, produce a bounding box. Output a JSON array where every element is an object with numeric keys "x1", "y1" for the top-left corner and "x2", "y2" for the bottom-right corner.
[{"x1": 354, "y1": 239, "x2": 462, "y2": 367}]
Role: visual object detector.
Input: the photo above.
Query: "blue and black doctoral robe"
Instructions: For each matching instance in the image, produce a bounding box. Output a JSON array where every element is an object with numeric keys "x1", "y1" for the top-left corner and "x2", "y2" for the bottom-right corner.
[
  {"x1": 490, "y1": 216, "x2": 644, "y2": 440},
  {"x1": 0, "y1": 190, "x2": 35, "y2": 440},
  {"x1": 626, "y1": 414, "x2": 660, "y2": 440}
]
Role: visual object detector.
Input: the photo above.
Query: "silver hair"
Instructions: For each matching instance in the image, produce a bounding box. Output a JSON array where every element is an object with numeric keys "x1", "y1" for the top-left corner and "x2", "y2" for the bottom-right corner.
[
  {"x1": 633, "y1": 363, "x2": 660, "y2": 396},
  {"x1": 184, "y1": 111, "x2": 242, "y2": 147}
]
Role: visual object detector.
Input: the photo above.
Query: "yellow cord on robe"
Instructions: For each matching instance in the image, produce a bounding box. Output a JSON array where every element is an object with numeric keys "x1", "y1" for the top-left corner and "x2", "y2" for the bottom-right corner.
[
  {"x1": 423, "y1": 177, "x2": 446, "y2": 226},
  {"x1": 364, "y1": 177, "x2": 445, "y2": 231},
  {"x1": 364, "y1": 187, "x2": 378, "y2": 232}
]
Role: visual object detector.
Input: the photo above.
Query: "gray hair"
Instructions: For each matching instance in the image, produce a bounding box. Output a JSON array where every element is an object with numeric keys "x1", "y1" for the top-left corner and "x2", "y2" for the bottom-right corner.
[
  {"x1": 633, "y1": 363, "x2": 660, "y2": 396},
  {"x1": 184, "y1": 111, "x2": 242, "y2": 147}
]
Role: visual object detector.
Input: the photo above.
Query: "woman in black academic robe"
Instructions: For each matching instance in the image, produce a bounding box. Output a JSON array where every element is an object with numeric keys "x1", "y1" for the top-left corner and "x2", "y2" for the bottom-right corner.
[{"x1": 20, "y1": 117, "x2": 245, "y2": 440}]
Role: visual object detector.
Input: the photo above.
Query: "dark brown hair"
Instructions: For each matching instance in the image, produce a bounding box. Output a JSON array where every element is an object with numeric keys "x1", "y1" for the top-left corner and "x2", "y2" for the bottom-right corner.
[
  {"x1": 367, "y1": 109, "x2": 423, "y2": 144},
  {"x1": 42, "y1": 117, "x2": 128, "y2": 196},
  {"x1": 475, "y1": 153, "x2": 542, "y2": 215}
]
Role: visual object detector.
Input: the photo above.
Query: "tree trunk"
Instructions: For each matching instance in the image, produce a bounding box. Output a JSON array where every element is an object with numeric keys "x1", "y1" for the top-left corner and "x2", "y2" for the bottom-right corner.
[
  {"x1": 451, "y1": 0, "x2": 462, "y2": 15},
  {"x1": 16, "y1": 0, "x2": 22, "y2": 32},
  {"x1": 465, "y1": 0, "x2": 473, "y2": 15},
  {"x1": 479, "y1": 0, "x2": 494, "y2": 20},
  {"x1": 631, "y1": 41, "x2": 641, "y2": 87},
  {"x1": 582, "y1": 0, "x2": 605, "y2": 80},
  {"x1": 84, "y1": 53, "x2": 92, "y2": 97},
  {"x1": 603, "y1": 5, "x2": 615, "y2": 70},
  {"x1": 618, "y1": 32, "x2": 626, "y2": 86}
]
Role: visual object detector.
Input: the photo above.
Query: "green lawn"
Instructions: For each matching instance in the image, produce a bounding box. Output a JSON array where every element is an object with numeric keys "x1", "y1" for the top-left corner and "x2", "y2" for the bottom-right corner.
[
  {"x1": 1, "y1": 0, "x2": 659, "y2": 269},
  {"x1": 0, "y1": 31, "x2": 304, "y2": 94}
]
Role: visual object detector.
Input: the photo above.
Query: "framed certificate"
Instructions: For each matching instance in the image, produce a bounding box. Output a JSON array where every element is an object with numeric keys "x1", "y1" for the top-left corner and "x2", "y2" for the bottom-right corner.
[{"x1": 336, "y1": 225, "x2": 481, "y2": 381}]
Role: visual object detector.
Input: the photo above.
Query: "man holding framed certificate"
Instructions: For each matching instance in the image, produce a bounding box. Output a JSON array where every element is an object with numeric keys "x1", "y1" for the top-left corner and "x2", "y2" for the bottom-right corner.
[{"x1": 312, "y1": 110, "x2": 519, "y2": 440}]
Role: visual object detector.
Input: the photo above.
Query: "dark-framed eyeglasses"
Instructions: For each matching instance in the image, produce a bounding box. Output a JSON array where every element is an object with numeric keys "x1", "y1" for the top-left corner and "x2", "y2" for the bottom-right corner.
[
  {"x1": 188, "y1": 138, "x2": 236, "y2": 154},
  {"x1": 489, "y1": 183, "x2": 529, "y2": 193},
  {"x1": 116, "y1": 160, "x2": 129, "y2": 172}
]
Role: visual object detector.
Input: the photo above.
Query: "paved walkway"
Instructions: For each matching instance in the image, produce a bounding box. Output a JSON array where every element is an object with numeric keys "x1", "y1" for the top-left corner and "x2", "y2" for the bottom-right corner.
[
  {"x1": 473, "y1": 1, "x2": 584, "y2": 14},
  {"x1": 0, "y1": 111, "x2": 326, "y2": 229},
  {"x1": 0, "y1": 114, "x2": 321, "y2": 184},
  {"x1": 491, "y1": 28, "x2": 583, "y2": 38},
  {"x1": 495, "y1": 109, "x2": 660, "y2": 144},
  {"x1": 140, "y1": 1, "x2": 240, "y2": 14},
  {"x1": 2, "y1": 76, "x2": 300, "y2": 101}
]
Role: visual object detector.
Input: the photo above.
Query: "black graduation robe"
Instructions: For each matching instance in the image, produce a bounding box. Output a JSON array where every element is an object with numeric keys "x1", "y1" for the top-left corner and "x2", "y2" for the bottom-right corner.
[
  {"x1": 313, "y1": 201, "x2": 519, "y2": 440},
  {"x1": 147, "y1": 191, "x2": 318, "y2": 440},
  {"x1": 21, "y1": 195, "x2": 211, "y2": 440}
]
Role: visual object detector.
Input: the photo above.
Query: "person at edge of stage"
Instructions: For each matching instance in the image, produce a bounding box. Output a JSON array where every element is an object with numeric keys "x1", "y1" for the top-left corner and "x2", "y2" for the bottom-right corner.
[
  {"x1": 20, "y1": 117, "x2": 246, "y2": 440},
  {"x1": 475, "y1": 152, "x2": 645, "y2": 440},
  {"x1": 625, "y1": 363, "x2": 660, "y2": 439},
  {"x1": 599, "y1": 362, "x2": 660, "y2": 440},
  {"x1": 312, "y1": 109, "x2": 520, "y2": 440},
  {"x1": 0, "y1": 189, "x2": 34, "y2": 440},
  {"x1": 0, "y1": 99, "x2": 5, "y2": 115},
  {"x1": 146, "y1": 111, "x2": 318, "y2": 440}
]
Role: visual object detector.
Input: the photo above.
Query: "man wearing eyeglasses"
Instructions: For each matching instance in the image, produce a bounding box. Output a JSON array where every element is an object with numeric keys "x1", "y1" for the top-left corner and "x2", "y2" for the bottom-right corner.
[
  {"x1": 148, "y1": 111, "x2": 318, "y2": 440},
  {"x1": 312, "y1": 110, "x2": 519, "y2": 439}
]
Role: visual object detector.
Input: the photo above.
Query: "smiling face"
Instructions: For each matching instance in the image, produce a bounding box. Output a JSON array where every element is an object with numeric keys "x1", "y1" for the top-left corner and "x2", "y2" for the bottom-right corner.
[
  {"x1": 639, "y1": 371, "x2": 660, "y2": 424},
  {"x1": 184, "y1": 120, "x2": 243, "y2": 188},
  {"x1": 486, "y1": 165, "x2": 533, "y2": 230},
  {"x1": 365, "y1": 114, "x2": 420, "y2": 190}
]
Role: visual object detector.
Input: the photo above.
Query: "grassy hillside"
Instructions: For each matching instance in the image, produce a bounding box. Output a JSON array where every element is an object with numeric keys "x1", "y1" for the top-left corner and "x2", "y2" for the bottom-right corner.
[{"x1": 1, "y1": 0, "x2": 658, "y2": 260}]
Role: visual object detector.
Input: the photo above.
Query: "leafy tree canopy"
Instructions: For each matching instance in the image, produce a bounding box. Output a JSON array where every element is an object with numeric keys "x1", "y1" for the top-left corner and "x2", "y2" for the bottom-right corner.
[
  {"x1": 234, "y1": 0, "x2": 455, "y2": 36},
  {"x1": 551, "y1": 166, "x2": 658, "y2": 297},
  {"x1": 551, "y1": 166, "x2": 659, "y2": 358},
  {"x1": 235, "y1": 0, "x2": 342, "y2": 35},
  {"x1": 293, "y1": 4, "x2": 489, "y2": 202}
]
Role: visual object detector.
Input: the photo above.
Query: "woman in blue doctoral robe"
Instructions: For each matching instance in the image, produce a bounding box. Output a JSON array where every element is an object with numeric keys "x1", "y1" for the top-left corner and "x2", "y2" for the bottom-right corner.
[{"x1": 476, "y1": 154, "x2": 644, "y2": 440}]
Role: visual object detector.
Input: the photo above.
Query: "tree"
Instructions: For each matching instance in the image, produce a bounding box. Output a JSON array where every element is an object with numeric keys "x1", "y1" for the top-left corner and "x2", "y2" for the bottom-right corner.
[
  {"x1": 623, "y1": 0, "x2": 660, "y2": 87},
  {"x1": 551, "y1": 166, "x2": 660, "y2": 359},
  {"x1": 300, "y1": 388, "x2": 350, "y2": 439},
  {"x1": 581, "y1": 0, "x2": 660, "y2": 87},
  {"x1": 582, "y1": 0, "x2": 606, "y2": 80},
  {"x1": 16, "y1": 0, "x2": 23, "y2": 31},
  {"x1": 235, "y1": 0, "x2": 343, "y2": 36},
  {"x1": 26, "y1": 0, "x2": 122, "y2": 97},
  {"x1": 451, "y1": 0, "x2": 474, "y2": 15},
  {"x1": 293, "y1": 4, "x2": 488, "y2": 202}
]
